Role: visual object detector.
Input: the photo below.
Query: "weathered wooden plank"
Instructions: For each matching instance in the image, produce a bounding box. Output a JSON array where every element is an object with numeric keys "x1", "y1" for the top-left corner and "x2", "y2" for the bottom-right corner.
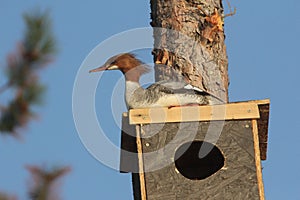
[
  {"x1": 248, "y1": 99, "x2": 270, "y2": 105},
  {"x1": 257, "y1": 103, "x2": 270, "y2": 160},
  {"x1": 252, "y1": 119, "x2": 265, "y2": 200},
  {"x1": 135, "y1": 125, "x2": 147, "y2": 200},
  {"x1": 236, "y1": 99, "x2": 270, "y2": 160},
  {"x1": 129, "y1": 102, "x2": 260, "y2": 125}
]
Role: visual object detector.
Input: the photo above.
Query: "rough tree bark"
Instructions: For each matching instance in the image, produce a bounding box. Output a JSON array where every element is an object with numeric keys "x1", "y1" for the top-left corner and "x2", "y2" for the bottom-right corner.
[{"x1": 150, "y1": 0, "x2": 229, "y2": 102}]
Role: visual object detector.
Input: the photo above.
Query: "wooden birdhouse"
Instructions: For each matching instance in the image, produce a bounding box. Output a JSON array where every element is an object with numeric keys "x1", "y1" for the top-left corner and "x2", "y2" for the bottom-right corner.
[{"x1": 120, "y1": 99, "x2": 270, "y2": 200}]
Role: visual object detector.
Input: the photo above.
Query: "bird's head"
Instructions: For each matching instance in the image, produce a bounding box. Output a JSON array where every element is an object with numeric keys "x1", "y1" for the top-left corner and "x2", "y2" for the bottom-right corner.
[{"x1": 89, "y1": 53, "x2": 149, "y2": 76}]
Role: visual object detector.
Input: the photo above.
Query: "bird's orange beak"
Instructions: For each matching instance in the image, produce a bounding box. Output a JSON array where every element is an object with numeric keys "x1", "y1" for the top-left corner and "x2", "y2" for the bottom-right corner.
[{"x1": 89, "y1": 65, "x2": 108, "y2": 73}]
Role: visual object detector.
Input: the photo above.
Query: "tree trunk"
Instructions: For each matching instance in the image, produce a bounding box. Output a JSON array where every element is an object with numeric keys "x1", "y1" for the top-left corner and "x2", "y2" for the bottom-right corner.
[{"x1": 150, "y1": 0, "x2": 229, "y2": 102}]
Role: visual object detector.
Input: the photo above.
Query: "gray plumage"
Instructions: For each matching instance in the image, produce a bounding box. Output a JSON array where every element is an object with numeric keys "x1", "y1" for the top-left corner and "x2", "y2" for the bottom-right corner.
[{"x1": 125, "y1": 80, "x2": 224, "y2": 109}]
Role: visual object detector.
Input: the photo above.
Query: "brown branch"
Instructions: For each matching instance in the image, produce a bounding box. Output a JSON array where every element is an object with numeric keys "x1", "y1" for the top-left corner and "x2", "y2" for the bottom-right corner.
[
  {"x1": 224, "y1": 0, "x2": 237, "y2": 18},
  {"x1": 224, "y1": 7, "x2": 236, "y2": 18}
]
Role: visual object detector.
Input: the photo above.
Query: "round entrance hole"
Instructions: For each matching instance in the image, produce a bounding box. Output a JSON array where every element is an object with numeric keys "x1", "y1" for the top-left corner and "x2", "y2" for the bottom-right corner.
[{"x1": 175, "y1": 141, "x2": 224, "y2": 180}]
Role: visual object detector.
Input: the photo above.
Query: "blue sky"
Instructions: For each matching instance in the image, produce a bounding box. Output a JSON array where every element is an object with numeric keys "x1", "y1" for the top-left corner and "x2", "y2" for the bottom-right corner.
[{"x1": 1, "y1": 0, "x2": 300, "y2": 199}]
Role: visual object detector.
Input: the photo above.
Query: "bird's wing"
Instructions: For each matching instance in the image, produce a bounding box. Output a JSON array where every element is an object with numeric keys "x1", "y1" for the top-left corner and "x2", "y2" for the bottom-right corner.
[
  {"x1": 146, "y1": 82, "x2": 175, "y2": 94},
  {"x1": 146, "y1": 81, "x2": 225, "y2": 103},
  {"x1": 146, "y1": 81, "x2": 205, "y2": 95}
]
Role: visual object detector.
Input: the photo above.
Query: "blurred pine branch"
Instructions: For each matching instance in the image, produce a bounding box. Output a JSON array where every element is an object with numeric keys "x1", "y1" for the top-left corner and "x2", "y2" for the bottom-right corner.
[
  {"x1": 26, "y1": 165, "x2": 71, "y2": 200},
  {"x1": 0, "y1": 9, "x2": 71, "y2": 200},
  {"x1": 0, "y1": 192, "x2": 17, "y2": 200},
  {"x1": 0, "y1": 10, "x2": 56, "y2": 136}
]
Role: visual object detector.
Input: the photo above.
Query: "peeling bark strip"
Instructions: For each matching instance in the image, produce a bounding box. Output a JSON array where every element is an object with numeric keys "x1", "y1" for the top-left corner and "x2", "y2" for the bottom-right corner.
[{"x1": 150, "y1": 0, "x2": 229, "y2": 102}]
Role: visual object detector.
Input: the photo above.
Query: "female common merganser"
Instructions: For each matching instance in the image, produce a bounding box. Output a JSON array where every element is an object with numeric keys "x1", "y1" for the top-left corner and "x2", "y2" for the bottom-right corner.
[{"x1": 89, "y1": 53, "x2": 224, "y2": 109}]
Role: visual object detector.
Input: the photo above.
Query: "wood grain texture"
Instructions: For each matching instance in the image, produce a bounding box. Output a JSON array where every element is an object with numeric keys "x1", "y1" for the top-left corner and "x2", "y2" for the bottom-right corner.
[
  {"x1": 120, "y1": 100, "x2": 270, "y2": 199},
  {"x1": 136, "y1": 125, "x2": 147, "y2": 200},
  {"x1": 257, "y1": 103, "x2": 270, "y2": 160},
  {"x1": 127, "y1": 99, "x2": 270, "y2": 161},
  {"x1": 129, "y1": 102, "x2": 260, "y2": 124},
  {"x1": 137, "y1": 121, "x2": 261, "y2": 200},
  {"x1": 252, "y1": 119, "x2": 265, "y2": 200}
]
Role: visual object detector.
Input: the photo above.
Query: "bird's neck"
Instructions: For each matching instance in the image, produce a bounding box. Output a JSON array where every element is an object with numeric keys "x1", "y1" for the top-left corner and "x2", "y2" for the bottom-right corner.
[
  {"x1": 123, "y1": 67, "x2": 142, "y2": 83},
  {"x1": 124, "y1": 69, "x2": 142, "y2": 92},
  {"x1": 122, "y1": 65, "x2": 149, "y2": 108},
  {"x1": 125, "y1": 80, "x2": 144, "y2": 109}
]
